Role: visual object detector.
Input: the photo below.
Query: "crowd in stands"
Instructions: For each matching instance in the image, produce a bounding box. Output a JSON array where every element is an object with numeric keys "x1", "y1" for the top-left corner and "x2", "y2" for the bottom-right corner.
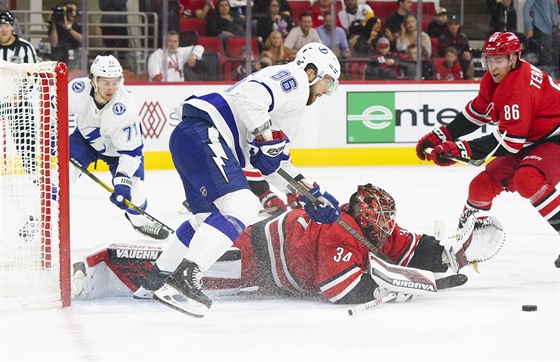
[{"x1": 3, "y1": 0, "x2": 558, "y2": 81}]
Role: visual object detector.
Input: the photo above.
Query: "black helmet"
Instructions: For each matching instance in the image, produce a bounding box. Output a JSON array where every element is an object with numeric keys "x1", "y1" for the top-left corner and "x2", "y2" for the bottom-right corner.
[{"x1": 0, "y1": 10, "x2": 14, "y2": 25}]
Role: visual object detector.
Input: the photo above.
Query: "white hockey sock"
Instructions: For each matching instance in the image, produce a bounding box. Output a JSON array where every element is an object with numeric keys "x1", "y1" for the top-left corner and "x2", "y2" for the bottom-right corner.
[
  {"x1": 156, "y1": 234, "x2": 189, "y2": 272},
  {"x1": 184, "y1": 222, "x2": 236, "y2": 272}
]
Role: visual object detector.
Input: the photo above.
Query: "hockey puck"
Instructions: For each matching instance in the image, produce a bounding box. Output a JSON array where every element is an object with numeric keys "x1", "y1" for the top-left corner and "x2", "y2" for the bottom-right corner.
[{"x1": 522, "y1": 305, "x2": 537, "y2": 312}]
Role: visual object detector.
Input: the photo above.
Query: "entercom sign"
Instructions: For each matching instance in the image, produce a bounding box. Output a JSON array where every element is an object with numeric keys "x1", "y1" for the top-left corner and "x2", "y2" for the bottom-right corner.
[{"x1": 346, "y1": 90, "x2": 493, "y2": 143}]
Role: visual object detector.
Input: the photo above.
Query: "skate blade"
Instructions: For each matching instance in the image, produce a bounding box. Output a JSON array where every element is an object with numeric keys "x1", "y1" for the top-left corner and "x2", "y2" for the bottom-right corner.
[
  {"x1": 153, "y1": 284, "x2": 209, "y2": 318},
  {"x1": 133, "y1": 286, "x2": 154, "y2": 300}
]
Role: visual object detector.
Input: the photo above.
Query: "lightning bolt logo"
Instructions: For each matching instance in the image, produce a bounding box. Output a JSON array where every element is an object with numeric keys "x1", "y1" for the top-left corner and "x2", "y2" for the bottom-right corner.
[{"x1": 207, "y1": 128, "x2": 229, "y2": 182}]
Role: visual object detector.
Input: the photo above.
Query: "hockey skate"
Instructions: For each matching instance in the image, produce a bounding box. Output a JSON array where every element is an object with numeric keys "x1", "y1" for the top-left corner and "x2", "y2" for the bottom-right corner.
[
  {"x1": 153, "y1": 259, "x2": 212, "y2": 318},
  {"x1": 18, "y1": 215, "x2": 39, "y2": 242},
  {"x1": 443, "y1": 214, "x2": 505, "y2": 273},
  {"x1": 125, "y1": 213, "x2": 169, "y2": 240},
  {"x1": 133, "y1": 265, "x2": 170, "y2": 300}
]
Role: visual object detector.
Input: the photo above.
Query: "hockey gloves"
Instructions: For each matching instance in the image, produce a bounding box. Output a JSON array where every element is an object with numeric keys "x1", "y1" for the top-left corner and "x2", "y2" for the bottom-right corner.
[
  {"x1": 259, "y1": 190, "x2": 288, "y2": 214},
  {"x1": 249, "y1": 131, "x2": 288, "y2": 176},
  {"x1": 286, "y1": 193, "x2": 303, "y2": 209},
  {"x1": 298, "y1": 183, "x2": 341, "y2": 224},
  {"x1": 428, "y1": 140, "x2": 472, "y2": 166},
  {"x1": 416, "y1": 126, "x2": 452, "y2": 160},
  {"x1": 110, "y1": 172, "x2": 132, "y2": 209}
]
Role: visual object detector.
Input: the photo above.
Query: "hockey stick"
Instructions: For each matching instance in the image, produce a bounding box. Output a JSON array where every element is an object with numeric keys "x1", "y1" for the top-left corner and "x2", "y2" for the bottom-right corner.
[
  {"x1": 70, "y1": 158, "x2": 175, "y2": 234},
  {"x1": 276, "y1": 168, "x2": 438, "y2": 295},
  {"x1": 425, "y1": 131, "x2": 508, "y2": 167},
  {"x1": 347, "y1": 292, "x2": 396, "y2": 316}
]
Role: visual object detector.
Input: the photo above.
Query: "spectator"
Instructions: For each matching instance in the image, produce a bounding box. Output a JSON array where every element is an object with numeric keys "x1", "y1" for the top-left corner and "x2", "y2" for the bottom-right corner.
[
  {"x1": 261, "y1": 30, "x2": 297, "y2": 63},
  {"x1": 434, "y1": 46, "x2": 463, "y2": 80},
  {"x1": 306, "y1": 0, "x2": 332, "y2": 28},
  {"x1": 254, "y1": 51, "x2": 274, "y2": 70},
  {"x1": 350, "y1": 16, "x2": 382, "y2": 57},
  {"x1": 147, "y1": 30, "x2": 205, "y2": 81},
  {"x1": 284, "y1": 12, "x2": 322, "y2": 51},
  {"x1": 317, "y1": 12, "x2": 351, "y2": 57},
  {"x1": 49, "y1": 1, "x2": 82, "y2": 70},
  {"x1": 523, "y1": 0, "x2": 559, "y2": 76},
  {"x1": 99, "y1": 0, "x2": 128, "y2": 51},
  {"x1": 397, "y1": 42, "x2": 434, "y2": 80},
  {"x1": 180, "y1": 0, "x2": 215, "y2": 19},
  {"x1": 364, "y1": 37, "x2": 399, "y2": 80},
  {"x1": 427, "y1": 7, "x2": 447, "y2": 38},
  {"x1": 206, "y1": 0, "x2": 245, "y2": 41},
  {"x1": 384, "y1": 0, "x2": 412, "y2": 46},
  {"x1": 253, "y1": 0, "x2": 292, "y2": 18},
  {"x1": 396, "y1": 13, "x2": 431, "y2": 57},
  {"x1": 437, "y1": 14, "x2": 474, "y2": 79},
  {"x1": 256, "y1": 0, "x2": 294, "y2": 41},
  {"x1": 337, "y1": 0, "x2": 374, "y2": 38}
]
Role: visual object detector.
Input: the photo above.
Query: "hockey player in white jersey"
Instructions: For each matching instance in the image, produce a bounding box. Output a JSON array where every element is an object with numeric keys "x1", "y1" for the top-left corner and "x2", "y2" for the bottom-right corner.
[
  {"x1": 68, "y1": 55, "x2": 169, "y2": 240},
  {"x1": 148, "y1": 43, "x2": 341, "y2": 317}
]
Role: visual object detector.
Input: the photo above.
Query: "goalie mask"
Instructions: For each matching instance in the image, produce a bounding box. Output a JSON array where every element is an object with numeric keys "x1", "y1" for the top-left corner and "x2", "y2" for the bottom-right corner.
[
  {"x1": 295, "y1": 42, "x2": 340, "y2": 92},
  {"x1": 348, "y1": 184, "x2": 396, "y2": 249}
]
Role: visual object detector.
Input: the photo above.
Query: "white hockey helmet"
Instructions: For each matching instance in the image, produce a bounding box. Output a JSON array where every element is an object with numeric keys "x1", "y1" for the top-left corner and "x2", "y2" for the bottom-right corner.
[
  {"x1": 90, "y1": 55, "x2": 123, "y2": 80},
  {"x1": 295, "y1": 42, "x2": 340, "y2": 89}
]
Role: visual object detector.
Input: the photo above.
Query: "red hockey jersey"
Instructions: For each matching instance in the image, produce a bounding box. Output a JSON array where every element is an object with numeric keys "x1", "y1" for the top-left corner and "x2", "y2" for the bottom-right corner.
[
  {"x1": 234, "y1": 208, "x2": 423, "y2": 303},
  {"x1": 463, "y1": 60, "x2": 560, "y2": 153}
]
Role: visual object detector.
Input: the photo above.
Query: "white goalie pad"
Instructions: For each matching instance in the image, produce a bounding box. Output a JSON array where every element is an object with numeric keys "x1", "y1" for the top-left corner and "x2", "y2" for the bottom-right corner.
[
  {"x1": 442, "y1": 215, "x2": 505, "y2": 273},
  {"x1": 72, "y1": 243, "x2": 242, "y2": 300}
]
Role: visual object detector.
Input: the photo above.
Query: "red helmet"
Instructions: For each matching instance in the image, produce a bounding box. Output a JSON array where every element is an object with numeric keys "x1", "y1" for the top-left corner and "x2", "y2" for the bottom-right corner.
[
  {"x1": 483, "y1": 32, "x2": 521, "y2": 57},
  {"x1": 348, "y1": 184, "x2": 396, "y2": 249}
]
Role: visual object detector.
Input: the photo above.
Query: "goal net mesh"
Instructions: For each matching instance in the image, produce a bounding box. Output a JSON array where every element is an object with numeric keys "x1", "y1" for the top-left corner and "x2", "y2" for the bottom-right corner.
[{"x1": 0, "y1": 60, "x2": 70, "y2": 307}]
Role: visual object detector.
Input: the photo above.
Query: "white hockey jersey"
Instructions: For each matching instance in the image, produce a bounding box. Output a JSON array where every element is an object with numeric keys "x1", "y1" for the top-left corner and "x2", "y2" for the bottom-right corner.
[
  {"x1": 68, "y1": 77, "x2": 143, "y2": 177},
  {"x1": 179, "y1": 61, "x2": 310, "y2": 192},
  {"x1": 147, "y1": 45, "x2": 204, "y2": 81}
]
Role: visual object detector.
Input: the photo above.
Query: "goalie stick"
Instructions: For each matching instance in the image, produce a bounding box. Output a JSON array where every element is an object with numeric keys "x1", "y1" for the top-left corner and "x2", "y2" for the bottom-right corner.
[
  {"x1": 70, "y1": 158, "x2": 175, "y2": 234},
  {"x1": 347, "y1": 292, "x2": 396, "y2": 316},
  {"x1": 425, "y1": 131, "x2": 508, "y2": 167},
  {"x1": 276, "y1": 168, "x2": 438, "y2": 295}
]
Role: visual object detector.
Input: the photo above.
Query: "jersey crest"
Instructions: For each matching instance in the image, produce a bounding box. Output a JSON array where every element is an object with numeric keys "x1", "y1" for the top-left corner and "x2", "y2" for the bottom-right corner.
[{"x1": 112, "y1": 102, "x2": 126, "y2": 115}]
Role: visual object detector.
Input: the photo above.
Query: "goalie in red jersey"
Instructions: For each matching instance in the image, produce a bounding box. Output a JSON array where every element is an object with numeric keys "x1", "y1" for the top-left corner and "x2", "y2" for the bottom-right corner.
[
  {"x1": 416, "y1": 32, "x2": 560, "y2": 268},
  {"x1": 72, "y1": 183, "x2": 504, "y2": 304}
]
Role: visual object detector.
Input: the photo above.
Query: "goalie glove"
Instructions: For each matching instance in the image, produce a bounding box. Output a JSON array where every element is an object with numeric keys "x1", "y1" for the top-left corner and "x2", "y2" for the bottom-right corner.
[
  {"x1": 441, "y1": 214, "x2": 505, "y2": 273},
  {"x1": 249, "y1": 130, "x2": 288, "y2": 176},
  {"x1": 416, "y1": 126, "x2": 452, "y2": 160}
]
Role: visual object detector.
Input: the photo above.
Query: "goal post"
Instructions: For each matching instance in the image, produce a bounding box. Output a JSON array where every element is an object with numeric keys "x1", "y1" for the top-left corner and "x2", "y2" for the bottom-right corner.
[{"x1": 0, "y1": 60, "x2": 70, "y2": 308}]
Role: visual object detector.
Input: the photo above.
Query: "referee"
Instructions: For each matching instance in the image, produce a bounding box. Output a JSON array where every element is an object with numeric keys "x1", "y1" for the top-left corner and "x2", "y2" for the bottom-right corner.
[
  {"x1": 0, "y1": 10, "x2": 37, "y2": 63},
  {"x1": 1, "y1": 10, "x2": 39, "y2": 240}
]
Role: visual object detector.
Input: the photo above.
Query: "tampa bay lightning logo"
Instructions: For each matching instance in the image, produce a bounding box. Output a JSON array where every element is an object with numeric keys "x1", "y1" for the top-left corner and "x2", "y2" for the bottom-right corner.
[
  {"x1": 72, "y1": 81, "x2": 85, "y2": 93},
  {"x1": 318, "y1": 46, "x2": 329, "y2": 54},
  {"x1": 112, "y1": 102, "x2": 126, "y2": 115}
]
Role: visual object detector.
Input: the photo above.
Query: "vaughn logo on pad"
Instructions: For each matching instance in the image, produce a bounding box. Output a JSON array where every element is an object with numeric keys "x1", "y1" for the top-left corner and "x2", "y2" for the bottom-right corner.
[{"x1": 346, "y1": 92, "x2": 396, "y2": 143}]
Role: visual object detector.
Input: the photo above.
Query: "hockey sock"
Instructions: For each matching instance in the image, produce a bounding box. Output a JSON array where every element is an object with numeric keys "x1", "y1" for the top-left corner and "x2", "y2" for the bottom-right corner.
[
  {"x1": 156, "y1": 218, "x2": 197, "y2": 272},
  {"x1": 184, "y1": 211, "x2": 245, "y2": 272},
  {"x1": 530, "y1": 185, "x2": 560, "y2": 233}
]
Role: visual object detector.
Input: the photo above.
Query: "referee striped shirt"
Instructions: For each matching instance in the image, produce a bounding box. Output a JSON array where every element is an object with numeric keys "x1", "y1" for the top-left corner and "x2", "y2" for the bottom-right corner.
[{"x1": 1, "y1": 35, "x2": 37, "y2": 64}]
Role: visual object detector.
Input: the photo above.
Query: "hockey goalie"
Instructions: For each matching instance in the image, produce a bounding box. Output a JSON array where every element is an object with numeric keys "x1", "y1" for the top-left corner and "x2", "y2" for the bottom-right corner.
[{"x1": 72, "y1": 184, "x2": 506, "y2": 306}]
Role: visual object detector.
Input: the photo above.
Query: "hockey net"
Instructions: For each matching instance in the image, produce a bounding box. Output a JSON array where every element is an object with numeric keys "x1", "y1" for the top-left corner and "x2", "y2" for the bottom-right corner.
[{"x1": 0, "y1": 60, "x2": 70, "y2": 308}]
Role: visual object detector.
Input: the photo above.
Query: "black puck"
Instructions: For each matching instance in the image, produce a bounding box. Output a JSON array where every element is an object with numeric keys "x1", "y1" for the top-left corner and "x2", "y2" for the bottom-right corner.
[{"x1": 522, "y1": 305, "x2": 537, "y2": 312}]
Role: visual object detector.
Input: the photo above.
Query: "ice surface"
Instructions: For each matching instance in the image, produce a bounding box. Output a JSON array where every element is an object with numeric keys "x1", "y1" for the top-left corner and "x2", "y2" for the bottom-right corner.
[{"x1": 1, "y1": 166, "x2": 558, "y2": 361}]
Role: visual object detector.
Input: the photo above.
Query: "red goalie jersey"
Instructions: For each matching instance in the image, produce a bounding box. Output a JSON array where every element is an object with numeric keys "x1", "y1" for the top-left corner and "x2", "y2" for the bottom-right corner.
[
  {"x1": 234, "y1": 207, "x2": 430, "y2": 304},
  {"x1": 464, "y1": 60, "x2": 560, "y2": 155}
]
